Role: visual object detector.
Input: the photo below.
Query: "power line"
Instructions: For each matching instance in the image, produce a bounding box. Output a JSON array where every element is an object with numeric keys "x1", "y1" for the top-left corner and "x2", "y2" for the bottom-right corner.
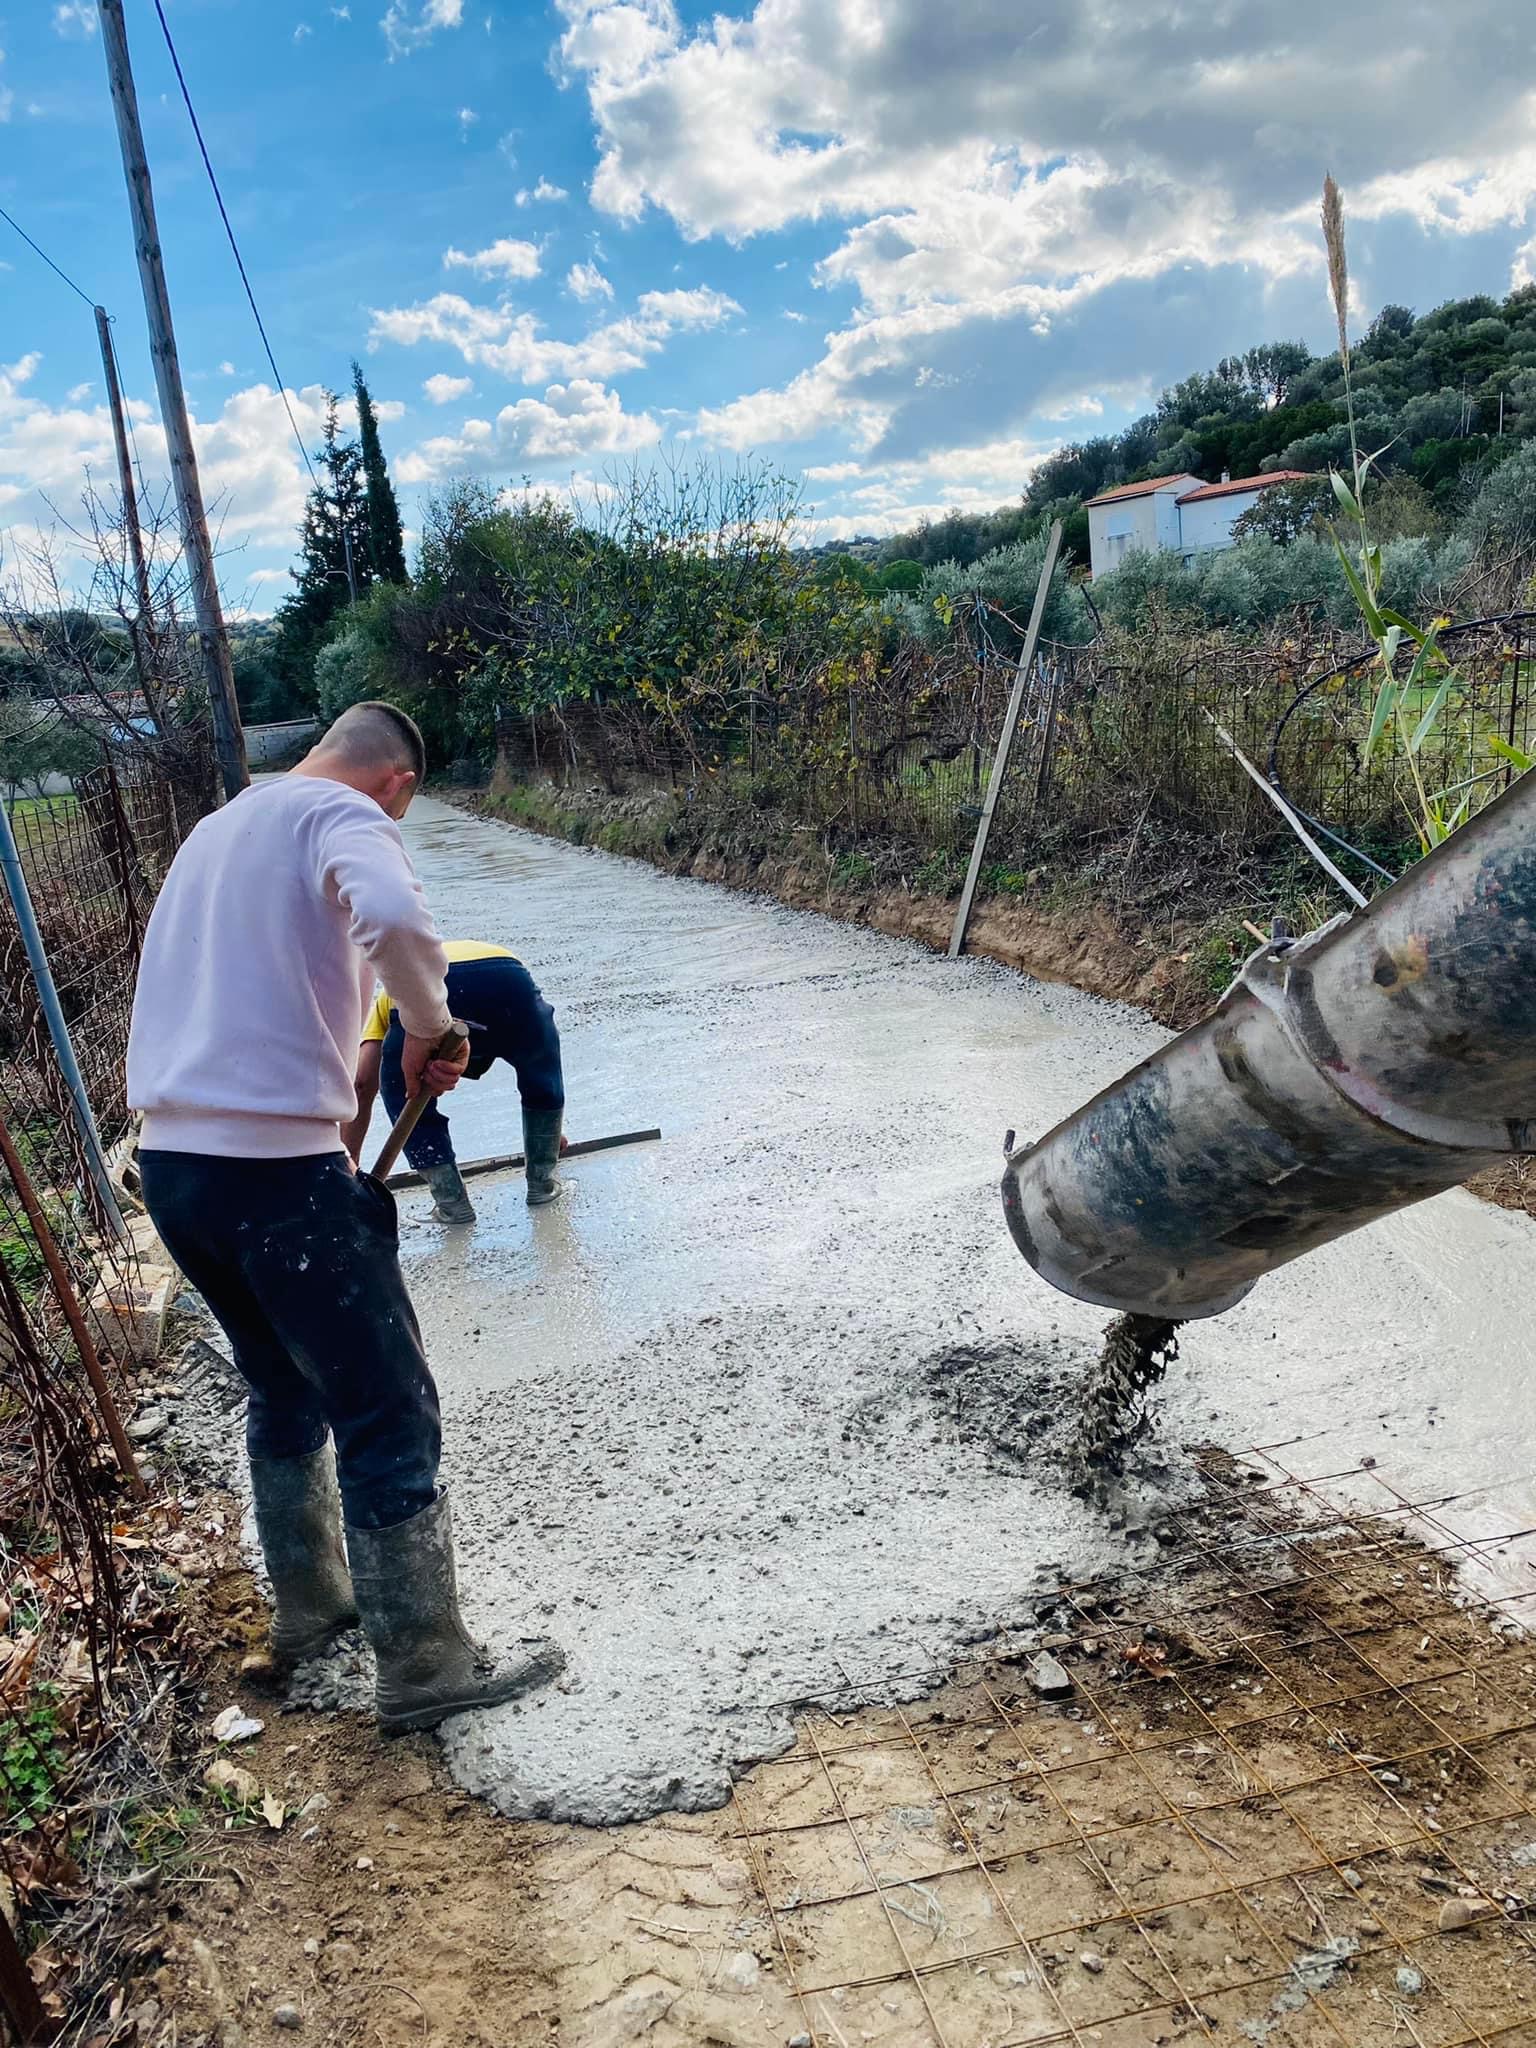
[
  {"x1": 0, "y1": 202, "x2": 96, "y2": 309},
  {"x1": 149, "y1": 0, "x2": 320, "y2": 490}
]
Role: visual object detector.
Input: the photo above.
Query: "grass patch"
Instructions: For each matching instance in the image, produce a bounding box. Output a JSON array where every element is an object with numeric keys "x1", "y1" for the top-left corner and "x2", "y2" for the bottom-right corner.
[
  {"x1": 912, "y1": 850, "x2": 965, "y2": 897},
  {"x1": 1, "y1": 1685, "x2": 65, "y2": 1824}
]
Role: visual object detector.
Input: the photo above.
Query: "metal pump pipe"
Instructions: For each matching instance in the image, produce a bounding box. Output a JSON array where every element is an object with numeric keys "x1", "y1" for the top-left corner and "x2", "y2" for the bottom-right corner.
[{"x1": 1002, "y1": 771, "x2": 1536, "y2": 1320}]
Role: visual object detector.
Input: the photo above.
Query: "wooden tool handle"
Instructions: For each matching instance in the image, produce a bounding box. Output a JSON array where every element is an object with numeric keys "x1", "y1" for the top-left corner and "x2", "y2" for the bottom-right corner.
[{"x1": 369, "y1": 1023, "x2": 469, "y2": 1181}]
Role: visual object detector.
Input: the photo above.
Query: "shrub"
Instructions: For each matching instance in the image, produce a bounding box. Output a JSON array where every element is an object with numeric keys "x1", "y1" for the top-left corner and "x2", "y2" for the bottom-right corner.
[{"x1": 313, "y1": 629, "x2": 376, "y2": 720}]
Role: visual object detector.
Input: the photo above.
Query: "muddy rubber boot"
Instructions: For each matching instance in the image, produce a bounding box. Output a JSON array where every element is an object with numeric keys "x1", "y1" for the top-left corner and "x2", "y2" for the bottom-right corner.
[
  {"x1": 522, "y1": 1108, "x2": 564, "y2": 1207},
  {"x1": 347, "y1": 1490, "x2": 566, "y2": 1735},
  {"x1": 248, "y1": 1446, "x2": 360, "y2": 1672},
  {"x1": 423, "y1": 1159, "x2": 476, "y2": 1225}
]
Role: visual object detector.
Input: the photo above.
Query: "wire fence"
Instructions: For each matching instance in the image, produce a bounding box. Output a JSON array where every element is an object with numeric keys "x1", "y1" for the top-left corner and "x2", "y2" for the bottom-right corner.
[
  {"x1": 496, "y1": 611, "x2": 1536, "y2": 889},
  {"x1": 0, "y1": 728, "x2": 211, "y2": 2026}
]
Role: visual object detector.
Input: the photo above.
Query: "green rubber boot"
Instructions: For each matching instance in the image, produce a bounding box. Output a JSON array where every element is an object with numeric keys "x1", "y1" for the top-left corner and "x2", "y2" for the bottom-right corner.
[
  {"x1": 249, "y1": 1446, "x2": 360, "y2": 1668},
  {"x1": 347, "y1": 1491, "x2": 566, "y2": 1735},
  {"x1": 423, "y1": 1160, "x2": 476, "y2": 1225},
  {"x1": 522, "y1": 1109, "x2": 564, "y2": 1207}
]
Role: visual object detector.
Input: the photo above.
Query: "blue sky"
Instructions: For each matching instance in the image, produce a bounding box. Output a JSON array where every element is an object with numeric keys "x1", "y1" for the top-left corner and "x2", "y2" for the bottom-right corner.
[{"x1": 3, "y1": 0, "x2": 1535, "y2": 613}]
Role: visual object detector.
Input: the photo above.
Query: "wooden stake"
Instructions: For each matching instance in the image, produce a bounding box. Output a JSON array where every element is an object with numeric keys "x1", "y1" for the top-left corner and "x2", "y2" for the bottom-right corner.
[
  {"x1": 96, "y1": 0, "x2": 248, "y2": 803},
  {"x1": 948, "y1": 520, "x2": 1063, "y2": 959},
  {"x1": 0, "y1": 1110, "x2": 146, "y2": 1499}
]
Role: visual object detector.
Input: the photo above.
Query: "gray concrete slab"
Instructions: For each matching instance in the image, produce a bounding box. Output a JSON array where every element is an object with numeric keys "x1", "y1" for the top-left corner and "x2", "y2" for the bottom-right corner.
[{"x1": 367, "y1": 796, "x2": 1536, "y2": 1824}]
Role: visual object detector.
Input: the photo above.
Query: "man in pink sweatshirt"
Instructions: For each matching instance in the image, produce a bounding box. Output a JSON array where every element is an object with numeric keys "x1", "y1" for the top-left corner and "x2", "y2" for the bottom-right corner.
[{"x1": 127, "y1": 702, "x2": 564, "y2": 1733}]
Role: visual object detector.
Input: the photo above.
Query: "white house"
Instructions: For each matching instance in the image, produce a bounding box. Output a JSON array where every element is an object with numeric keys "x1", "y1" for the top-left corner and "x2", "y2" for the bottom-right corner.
[{"x1": 1085, "y1": 470, "x2": 1314, "y2": 580}]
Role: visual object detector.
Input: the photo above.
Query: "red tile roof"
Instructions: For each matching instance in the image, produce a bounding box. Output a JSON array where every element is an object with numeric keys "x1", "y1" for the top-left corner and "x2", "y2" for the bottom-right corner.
[
  {"x1": 1085, "y1": 474, "x2": 1201, "y2": 508},
  {"x1": 1176, "y1": 470, "x2": 1314, "y2": 504}
]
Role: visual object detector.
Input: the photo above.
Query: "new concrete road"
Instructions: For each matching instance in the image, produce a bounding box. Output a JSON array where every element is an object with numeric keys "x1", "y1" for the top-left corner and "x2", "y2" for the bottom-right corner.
[{"x1": 366, "y1": 795, "x2": 1536, "y2": 1823}]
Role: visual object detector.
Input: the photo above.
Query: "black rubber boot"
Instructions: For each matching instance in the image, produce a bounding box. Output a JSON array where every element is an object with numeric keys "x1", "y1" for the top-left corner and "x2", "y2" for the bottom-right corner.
[
  {"x1": 249, "y1": 1446, "x2": 360, "y2": 1667},
  {"x1": 346, "y1": 1491, "x2": 566, "y2": 1735},
  {"x1": 423, "y1": 1160, "x2": 476, "y2": 1225},
  {"x1": 522, "y1": 1109, "x2": 563, "y2": 1207}
]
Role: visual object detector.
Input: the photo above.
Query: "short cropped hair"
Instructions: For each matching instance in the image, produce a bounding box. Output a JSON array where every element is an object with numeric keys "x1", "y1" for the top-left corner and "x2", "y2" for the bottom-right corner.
[{"x1": 318, "y1": 701, "x2": 426, "y2": 782}]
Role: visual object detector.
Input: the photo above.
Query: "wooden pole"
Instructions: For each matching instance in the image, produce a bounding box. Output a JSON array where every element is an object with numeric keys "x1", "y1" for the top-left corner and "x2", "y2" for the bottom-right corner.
[
  {"x1": 96, "y1": 0, "x2": 248, "y2": 804},
  {"x1": 369, "y1": 1027, "x2": 469, "y2": 1182},
  {"x1": 94, "y1": 308, "x2": 155, "y2": 648},
  {"x1": 0, "y1": 1111, "x2": 146, "y2": 1499},
  {"x1": 95, "y1": 305, "x2": 165, "y2": 739},
  {"x1": 948, "y1": 521, "x2": 1063, "y2": 959}
]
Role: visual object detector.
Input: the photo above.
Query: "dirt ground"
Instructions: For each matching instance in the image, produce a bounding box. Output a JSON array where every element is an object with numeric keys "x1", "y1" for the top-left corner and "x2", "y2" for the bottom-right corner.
[{"x1": 92, "y1": 1451, "x2": 1536, "y2": 2048}]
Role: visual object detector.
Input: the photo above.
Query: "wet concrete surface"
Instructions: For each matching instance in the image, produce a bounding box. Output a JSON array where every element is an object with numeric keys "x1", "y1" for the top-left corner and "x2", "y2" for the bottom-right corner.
[{"x1": 365, "y1": 796, "x2": 1536, "y2": 1824}]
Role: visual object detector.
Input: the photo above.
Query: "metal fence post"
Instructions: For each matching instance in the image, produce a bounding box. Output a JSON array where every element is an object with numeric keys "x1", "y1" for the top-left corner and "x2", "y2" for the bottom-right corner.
[{"x1": 0, "y1": 801, "x2": 129, "y2": 1245}]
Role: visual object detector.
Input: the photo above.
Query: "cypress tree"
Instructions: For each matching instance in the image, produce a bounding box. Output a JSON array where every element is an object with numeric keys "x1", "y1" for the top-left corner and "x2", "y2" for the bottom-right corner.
[
  {"x1": 272, "y1": 393, "x2": 372, "y2": 694},
  {"x1": 353, "y1": 361, "x2": 408, "y2": 585}
]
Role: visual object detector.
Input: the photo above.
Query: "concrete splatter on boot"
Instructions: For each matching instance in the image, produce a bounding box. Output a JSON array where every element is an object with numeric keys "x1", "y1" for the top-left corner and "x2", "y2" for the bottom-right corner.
[
  {"x1": 423, "y1": 1160, "x2": 476, "y2": 1225},
  {"x1": 347, "y1": 1490, "x2": 566, "y2": 1735},
  {"x1": 522, "y1": 1108, "x2": 563, "y2": 1207},
  {"x1": 248, "y1": 1446, "x2": 360, "y2": 1674}
]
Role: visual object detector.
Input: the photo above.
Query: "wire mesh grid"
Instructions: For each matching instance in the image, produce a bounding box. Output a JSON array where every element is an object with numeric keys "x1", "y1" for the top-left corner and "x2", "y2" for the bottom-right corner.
[{"x1": 729, "y1": 1454, "x2": 1536, "y2": 2047}]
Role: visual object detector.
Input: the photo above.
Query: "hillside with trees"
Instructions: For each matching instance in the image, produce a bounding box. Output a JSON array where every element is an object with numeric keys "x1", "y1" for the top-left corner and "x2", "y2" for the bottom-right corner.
[{"x1": 878, "y1": 285, "x2": 1536, "y2": 577}]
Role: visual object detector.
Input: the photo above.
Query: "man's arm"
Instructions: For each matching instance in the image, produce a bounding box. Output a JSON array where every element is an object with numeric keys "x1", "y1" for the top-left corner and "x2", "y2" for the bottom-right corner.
[
  {"x1": 317, "y1": 798, "x2": 452, "y2": 1040},
  {"x1": 343, "y1": 1040, "x2": 383, "y2": 1165},
  {"x1": 314, "y1": 796, "x2": 470, "y2": 1099}
]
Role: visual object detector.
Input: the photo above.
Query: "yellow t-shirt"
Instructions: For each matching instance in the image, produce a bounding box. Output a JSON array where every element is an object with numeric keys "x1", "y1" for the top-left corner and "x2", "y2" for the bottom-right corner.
[{"x1": 361, "y1": 941, "x2": 516, "y2": 1044}]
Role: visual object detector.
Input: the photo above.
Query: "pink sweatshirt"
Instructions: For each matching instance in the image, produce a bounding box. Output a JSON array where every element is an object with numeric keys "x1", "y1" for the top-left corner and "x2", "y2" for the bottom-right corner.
[{"x1": 128, "y1": 775, "x2": 450, "y2": 1158}]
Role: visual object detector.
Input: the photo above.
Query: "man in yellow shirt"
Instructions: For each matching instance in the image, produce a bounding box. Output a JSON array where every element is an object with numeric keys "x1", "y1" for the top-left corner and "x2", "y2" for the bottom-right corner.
[{"x1": 344, "y1": 941, "x2": 565, "y2": 1224}]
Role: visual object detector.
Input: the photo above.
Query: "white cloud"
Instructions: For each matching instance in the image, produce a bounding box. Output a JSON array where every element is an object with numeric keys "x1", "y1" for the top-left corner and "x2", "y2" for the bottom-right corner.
[
  {"x1": 332, "y1": 4, "x2": 353, "y2": 16},
  {"x1": 381, "y1": 0, "x2": 464, "y2": 58},
  {"x1": 783, "y1": 309, "x2": 807, "y2": 323},
  {"x1": 554, "y1": 0, "x2": 1536, "y2": 480},
  {"x1": 396, "y1": 378, "x2": 658, "y2": 481},
  {"x1": 442, "y1": 236, "x2": 541, "y2": 280},
  {"x1": 371, "y1": 283, "x2": 740, "y2": 385},
  {"x1": 516, "y1": 177, "x2": 570, "y2": 208},
  {"x1": 65, "y1": 381, "x2": 92, "y2": 403},
  {"x1": 457, "y1": 105, "x2": 478, "y2": 134},
  {"x1": 294, "y1": 22, "x2": 314, "y2": 41},
  {"x1": 0, "y1": 362, "x2": 334, "y2": 600},
  {"x1": 219, "y1": 360, "x2": 236, "y2": 376},
  {"x1": 52, "y1": 3, "x2": 97, "y2": 37},
  {"x1": 0, "y1": 48, "x2": 11, "y2": 124},
  {"x1": 423, "y1": 372, "x2": 475, "y2": 404},
  {"x1": 566, "y1": 260, "x2": 614, "y2": 302}
]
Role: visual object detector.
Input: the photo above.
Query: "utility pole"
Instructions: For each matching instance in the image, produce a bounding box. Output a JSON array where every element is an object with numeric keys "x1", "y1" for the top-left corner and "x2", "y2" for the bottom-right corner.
[
  {"x1": 94, "y1": 304, "x2": 164, "y2": 733},
  {"x1": 97, "y1": 0, "x2": 248, "y2": 801},
  {"x1": 341, "y1": 522, "x2": 359, "y2": 606}
]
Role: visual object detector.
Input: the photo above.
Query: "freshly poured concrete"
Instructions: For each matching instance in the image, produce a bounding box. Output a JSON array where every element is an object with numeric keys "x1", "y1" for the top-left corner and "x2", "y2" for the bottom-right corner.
[{"x1": 370, "y1": 796, "x2": 1536, "y2": 1824}]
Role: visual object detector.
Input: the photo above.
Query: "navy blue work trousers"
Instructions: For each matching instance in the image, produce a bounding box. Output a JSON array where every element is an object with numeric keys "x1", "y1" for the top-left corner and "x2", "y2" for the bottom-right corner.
[
  {"x1": 379, "y1": 955, "x2": 564, "y2": 1172},
  {"x1": 139, "y1": 1151, "x2": 439, "y2": 1529}
]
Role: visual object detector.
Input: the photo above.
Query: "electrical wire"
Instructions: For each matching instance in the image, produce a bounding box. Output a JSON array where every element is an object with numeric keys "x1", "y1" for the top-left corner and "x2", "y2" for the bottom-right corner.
[
  {"x1": 0, "y1": 202, "x2": 97, "y2": 308},
  {"x1": 149, "y1": 0, "x2": 319, "y2": 488}
]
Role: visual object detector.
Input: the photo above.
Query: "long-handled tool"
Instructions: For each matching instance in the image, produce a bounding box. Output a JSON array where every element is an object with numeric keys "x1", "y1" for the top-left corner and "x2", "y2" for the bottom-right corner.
[
  {"x1": 385, "y1": 1126, "x2": 661, "y2": 1190},
  {"x1": 369, "y1": 1024, "x2": 469, "y2": 1181}
]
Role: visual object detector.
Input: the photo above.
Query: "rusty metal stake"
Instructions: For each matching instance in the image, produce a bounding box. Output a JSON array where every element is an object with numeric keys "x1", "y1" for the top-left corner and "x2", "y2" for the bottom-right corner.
[{"x1": 0, "y1": 1110, "x2": 146, "y2": 1498}]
